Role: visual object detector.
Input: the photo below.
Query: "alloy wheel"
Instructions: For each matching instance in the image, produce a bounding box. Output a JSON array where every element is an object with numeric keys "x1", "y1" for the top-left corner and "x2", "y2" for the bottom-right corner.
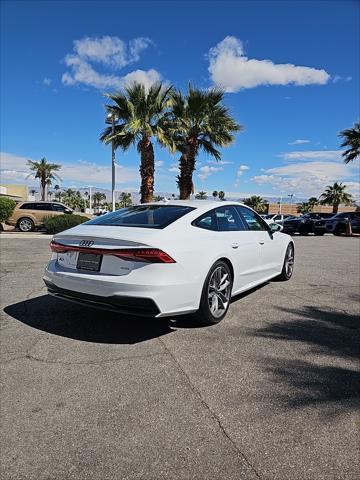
[
  {"x1": 19, "y1": 219, "x2": 33, "y2": 232},
  {"x1": 285, "y1": 245, "x2": 294, "y2": 278},
  {"x1": 207, "y1": 266, "x2": 231, "y2": 318}
]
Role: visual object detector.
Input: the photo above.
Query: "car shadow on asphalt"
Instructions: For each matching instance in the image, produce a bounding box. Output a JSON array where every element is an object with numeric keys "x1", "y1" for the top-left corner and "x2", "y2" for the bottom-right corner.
[
  {"x1": 251, "y1": 303, "x2": 360, "y2": 413},
  {"x1": 4, "y1": 294, "x2": 176, "y2": 344}
]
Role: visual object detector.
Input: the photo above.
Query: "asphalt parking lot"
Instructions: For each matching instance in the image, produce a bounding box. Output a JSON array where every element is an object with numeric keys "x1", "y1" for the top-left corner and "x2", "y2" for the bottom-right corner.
[{"x1": 0, "y1": 235, "x2": 359, "y2": 480}]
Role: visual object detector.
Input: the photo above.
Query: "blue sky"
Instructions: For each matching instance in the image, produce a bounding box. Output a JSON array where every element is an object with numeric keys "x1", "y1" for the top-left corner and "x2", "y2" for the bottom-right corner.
[{"x1": 1, "y1": 0, "x2": 359, "y2": 200}]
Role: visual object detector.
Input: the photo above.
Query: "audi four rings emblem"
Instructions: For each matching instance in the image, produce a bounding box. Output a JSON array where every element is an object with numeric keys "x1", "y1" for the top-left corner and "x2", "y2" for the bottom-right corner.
[{"x1": 79, "y1": 240, "x2": 94, "y2": 247}]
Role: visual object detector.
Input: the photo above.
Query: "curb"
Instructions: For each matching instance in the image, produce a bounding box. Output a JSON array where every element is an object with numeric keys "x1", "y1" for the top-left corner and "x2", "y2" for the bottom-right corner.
[{"x1": 0, "y1": 233, "x2": 53, "y2": 239}]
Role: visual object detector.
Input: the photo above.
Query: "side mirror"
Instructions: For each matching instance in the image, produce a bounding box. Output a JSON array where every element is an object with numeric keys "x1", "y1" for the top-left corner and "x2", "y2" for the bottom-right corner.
[{"x1": 270, "y1": 223, "x2": 283, "y2": 233}]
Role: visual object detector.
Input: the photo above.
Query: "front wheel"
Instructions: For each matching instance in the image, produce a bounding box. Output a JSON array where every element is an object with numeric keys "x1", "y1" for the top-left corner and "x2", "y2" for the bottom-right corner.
[
  {"x1": 277, "y1": 243, "x2": 295, "y2": 281},
  {"x1": 194, "y1": 260, "x2": 233, "y2": 326}
]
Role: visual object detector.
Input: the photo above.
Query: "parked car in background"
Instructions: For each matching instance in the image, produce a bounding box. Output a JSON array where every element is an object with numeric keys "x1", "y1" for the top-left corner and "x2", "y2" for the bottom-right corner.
[
  {"x1": 7, "y1": 202, "x2": 73, "y2": 232},
  {"x1": 282, "y1": 212, "x2": 334, "y2": 235},
  {"x1": 261, "y1": 214, "x2": 295, "y2": 225},
  {"x1": 44, "y1": 201, "x2": 294, "y2": 325},
  {"x1": 315, "y1": 211, "x2": 360, "y2": 236}
]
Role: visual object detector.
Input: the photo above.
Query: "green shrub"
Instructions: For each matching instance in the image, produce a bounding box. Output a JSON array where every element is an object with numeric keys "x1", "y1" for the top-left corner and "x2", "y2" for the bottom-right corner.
[
  {"x1": 44, "y1": 214, "x2": 89, "y2": 234},
  {"x1": 0, "y1": 197, "x2": 16, "y2": 223}
]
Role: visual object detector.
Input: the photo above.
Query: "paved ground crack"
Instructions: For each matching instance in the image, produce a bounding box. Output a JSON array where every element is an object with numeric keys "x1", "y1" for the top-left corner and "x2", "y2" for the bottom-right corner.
[{"x1": 157, "y1": 336, "x2": 263, "y2": 480}]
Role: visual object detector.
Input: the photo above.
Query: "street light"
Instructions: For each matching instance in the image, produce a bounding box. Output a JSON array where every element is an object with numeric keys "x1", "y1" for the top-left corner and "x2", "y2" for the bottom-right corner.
[
  {"x1": 288, "y1": 194, "x2": 294, "y2": 205},
  {"x1": 106, "y1": 112, "x2": 117, "y2": 212}
]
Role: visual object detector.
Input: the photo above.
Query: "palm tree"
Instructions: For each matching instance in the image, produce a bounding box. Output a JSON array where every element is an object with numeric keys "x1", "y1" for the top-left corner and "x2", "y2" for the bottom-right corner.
[
  {"x1": 48, "y1": 191, "x2": 53, "y2": 201},
  {"x1": 218, "y1": 191, "x2": 226, "y2": 201},
  {"x1": 92, "y1": 191, "x2": 106, "y2": 206},
  {"x1": 27, "y1": 157, "x2": 61, "y2": 201},
  {"x1": 320, "y1": 182, "x2": 352, "y2": 213},
  {"x1": 297, "y1": 202, "x2": 312, "y2": 214},
  {"x1": 100, "y1": 82, "x2": 174, "y2": 204},
  {"x1": 308, "y1": 197, "x2": 318, "y2": 208},
  {"x1": 152, "y1": 195, "x2": 164, "y2": 202},
  {"x1": 119, "y1": 192, "x2": 132, "y2": 207},
  {"x1": 212, "y1": 190, "x2": 218, "y2": 200},
  {"x1": 297, "y1": 197, "x2": 318, "y2": 214},
  {"x1": 339, "y1": 122, "x2": 360, "y2": 163},
  {"x1": 169, "y1": 86, "x2": 242, "y2": 199},
  {"x1": 30, "y1": 189, "x2": 37, "y2": 198},
  {"x1": 54, "y1": 184, "x2": 61, "y2": 201},
  {"x1": 195, "y1": 191, "x2": 207, "y2": 200},
  {"x1": 243, "y1": 195, "x2": 267, "y2": 213}
]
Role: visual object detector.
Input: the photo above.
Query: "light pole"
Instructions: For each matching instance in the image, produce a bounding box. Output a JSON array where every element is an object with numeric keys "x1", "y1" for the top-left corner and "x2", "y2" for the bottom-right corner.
[
  {"x1": 106, "y1": 113, "x2": 117, "y2": 212},
  {"x1": 288, "y1": 193, "x2": 294, "y2": 213}
]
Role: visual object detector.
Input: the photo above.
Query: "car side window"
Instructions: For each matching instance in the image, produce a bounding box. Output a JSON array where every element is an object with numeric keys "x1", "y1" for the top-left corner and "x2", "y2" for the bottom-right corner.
[
  {"x1": 20, "y1": 203, "x2": 35, "y2": 210},
  {"x1": 236, "y1": 206, "x2": 268, "y2": 231},
  {"x1": 52, "y1": 204, "x2": 65, "y2": 212},
  {"x1": 214, "y1": 206, "x2": 246, "y2": 231},
  {"x1": 35, "y1": 203, "x2": 52, "y2": 211},
  {"x1": 193, "y1": 210, "x2": 217, "y2": 231}
]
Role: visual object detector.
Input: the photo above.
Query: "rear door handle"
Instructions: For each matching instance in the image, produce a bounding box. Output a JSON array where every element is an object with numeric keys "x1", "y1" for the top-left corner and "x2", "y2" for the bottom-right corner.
[
  {"x1": 231, "y1": 242, "x2": 239, "y2": 249},
  {"x1": 259, "y1": 241, "x2": 265, "y2": 245}
]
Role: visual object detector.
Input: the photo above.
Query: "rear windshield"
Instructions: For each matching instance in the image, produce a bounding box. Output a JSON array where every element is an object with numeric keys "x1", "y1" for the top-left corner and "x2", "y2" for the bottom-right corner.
[{"x1": 85, "y1": 205, "x2": 195, "y2": 229}]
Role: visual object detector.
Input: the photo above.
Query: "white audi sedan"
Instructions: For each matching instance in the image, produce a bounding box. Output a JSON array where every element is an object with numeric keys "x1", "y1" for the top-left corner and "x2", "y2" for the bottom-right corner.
[{"x1": 43, "y1": 201, "x2": 294, "y2": 325}]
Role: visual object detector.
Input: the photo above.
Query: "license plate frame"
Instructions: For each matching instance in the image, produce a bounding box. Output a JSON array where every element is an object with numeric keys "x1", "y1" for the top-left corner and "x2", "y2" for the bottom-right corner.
[{"x1": 76, "y1": 252, "x2": 103, "y2": 272}]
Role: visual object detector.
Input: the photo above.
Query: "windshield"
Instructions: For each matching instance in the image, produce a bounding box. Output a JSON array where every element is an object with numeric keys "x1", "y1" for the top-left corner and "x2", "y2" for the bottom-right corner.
[{"x1": 85, "y1": 205, "x2": 195, "y2": 229}]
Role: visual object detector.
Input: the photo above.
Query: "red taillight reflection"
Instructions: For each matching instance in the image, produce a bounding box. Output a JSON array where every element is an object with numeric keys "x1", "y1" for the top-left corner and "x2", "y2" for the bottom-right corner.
[{"x1": 50, "y1": 241, "x2": 175, "y2": 263}]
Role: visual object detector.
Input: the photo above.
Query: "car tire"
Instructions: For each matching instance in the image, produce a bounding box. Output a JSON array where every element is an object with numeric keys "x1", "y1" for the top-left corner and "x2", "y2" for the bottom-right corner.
[
  {"x1": 277, "y1": 243, "x2": 295, "y2": 281},
  {"x1": 314, "y1": 231, "x2": 325, "y2": 236},
  {"x1": 194, "y1": 260, "x2": 233, "y2": 326},
  {"x1": 17, "y1": 217, "x2": 34, "y2": 232}
]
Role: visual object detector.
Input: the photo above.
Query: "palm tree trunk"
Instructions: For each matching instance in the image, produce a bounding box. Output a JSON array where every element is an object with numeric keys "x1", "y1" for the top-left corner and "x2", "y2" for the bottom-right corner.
[
  {"x1": 139, "y1": 136, "x2": 155, "y2": 203},
  {"x1": 41, "y1": 177, "x2": 46, "y2": 201},
  {"x1": 178, "y1": 138, "x2": 198, "y2": 200},
  {"x1": 333, "y1": 204, "x2": 339, "y2": 214}
]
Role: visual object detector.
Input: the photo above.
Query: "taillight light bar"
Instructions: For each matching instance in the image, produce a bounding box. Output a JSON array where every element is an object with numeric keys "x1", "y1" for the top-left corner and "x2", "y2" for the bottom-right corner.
[{"x1": 50, "y1": 240, "x2": 175, "y2": 263}]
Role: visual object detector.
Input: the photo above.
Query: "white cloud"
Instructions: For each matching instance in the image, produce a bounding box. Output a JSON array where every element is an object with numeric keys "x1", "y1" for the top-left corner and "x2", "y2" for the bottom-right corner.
[
  {"x1": 332, "y1": 75, "x2": 352, "y2": 83},
  {"x1": 198, "y1": 165, "x2": 223, "y2": 181},
  {"x1": 0, "y1": 152, "x2": 139, "y2": 187},
  {"x1": 234, "y1": 164, "x2": 249, "y2": 187},
  {"x1": 207, "y1": 159, "x2": 234, "y2": 165},
  {"x1": 155, "y1": 160, "x2": 164, "y2": 167},
  {"x1": 208, "y1": 36, "x2": 330, "y2": 92},
  {"x1": 43, "y1": 77, "x2": 52, "y2": 86},
  {"x1": 62, "y1": 35, "x2": 162, "y2": 90},
  {"x1": 168, "y1": 162, "x2": 179, "y2": 173},
  {"x1": 252, "y1": 160, "x2": 359, "y2": 199},
  {"x1": 288, "y1": 139, "x2": 310, "y2": 145},
  {"x1": 279, "y1": 150, "x2": 343, "y2": 162},
  {"x1": 72, "y1": 36, "x2": 152, "y2": 69}
]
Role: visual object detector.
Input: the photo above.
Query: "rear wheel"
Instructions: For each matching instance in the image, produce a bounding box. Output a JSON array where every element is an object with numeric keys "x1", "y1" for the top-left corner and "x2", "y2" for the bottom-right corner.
[
  {"x1": 277, "y1": 243, "x2": 294, "y2": 281},
  {"x1": 194, "y1": 260, "x2": 233, "y2": 326},
  {"x1": 333, "y1": 224, "x2": 345, "y2": 236},
  {"x1": 18, "y1": 217, "x2": 34, "y2": 232}
]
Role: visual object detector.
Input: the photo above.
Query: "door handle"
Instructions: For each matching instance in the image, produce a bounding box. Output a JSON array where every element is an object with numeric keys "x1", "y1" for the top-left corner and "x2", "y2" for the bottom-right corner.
[
  {"x1": 259, "y1": 241, "x2": 265, "y2": 245},
  {"x1": 231, "y1": 242, "x2": 239, "y2": 249}
]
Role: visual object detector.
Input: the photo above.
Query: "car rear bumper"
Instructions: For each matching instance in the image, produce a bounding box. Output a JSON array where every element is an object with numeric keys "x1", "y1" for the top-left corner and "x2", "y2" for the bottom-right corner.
[
  {"x1": 43, "y1": 259, "x2": 200, "y2": 317},
  {"x1": 44, "y1": 279, "x2": 161, "y2": 316}
]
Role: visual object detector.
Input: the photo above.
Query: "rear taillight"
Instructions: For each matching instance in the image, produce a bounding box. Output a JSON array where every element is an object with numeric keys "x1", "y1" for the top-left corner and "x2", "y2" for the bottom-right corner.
[
  {"x1": 112, "y1": 248, "x2": 175, "y2": 263},
  {"x1": 50, "y1": 241, "x2": 175, "y2": 263}
]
